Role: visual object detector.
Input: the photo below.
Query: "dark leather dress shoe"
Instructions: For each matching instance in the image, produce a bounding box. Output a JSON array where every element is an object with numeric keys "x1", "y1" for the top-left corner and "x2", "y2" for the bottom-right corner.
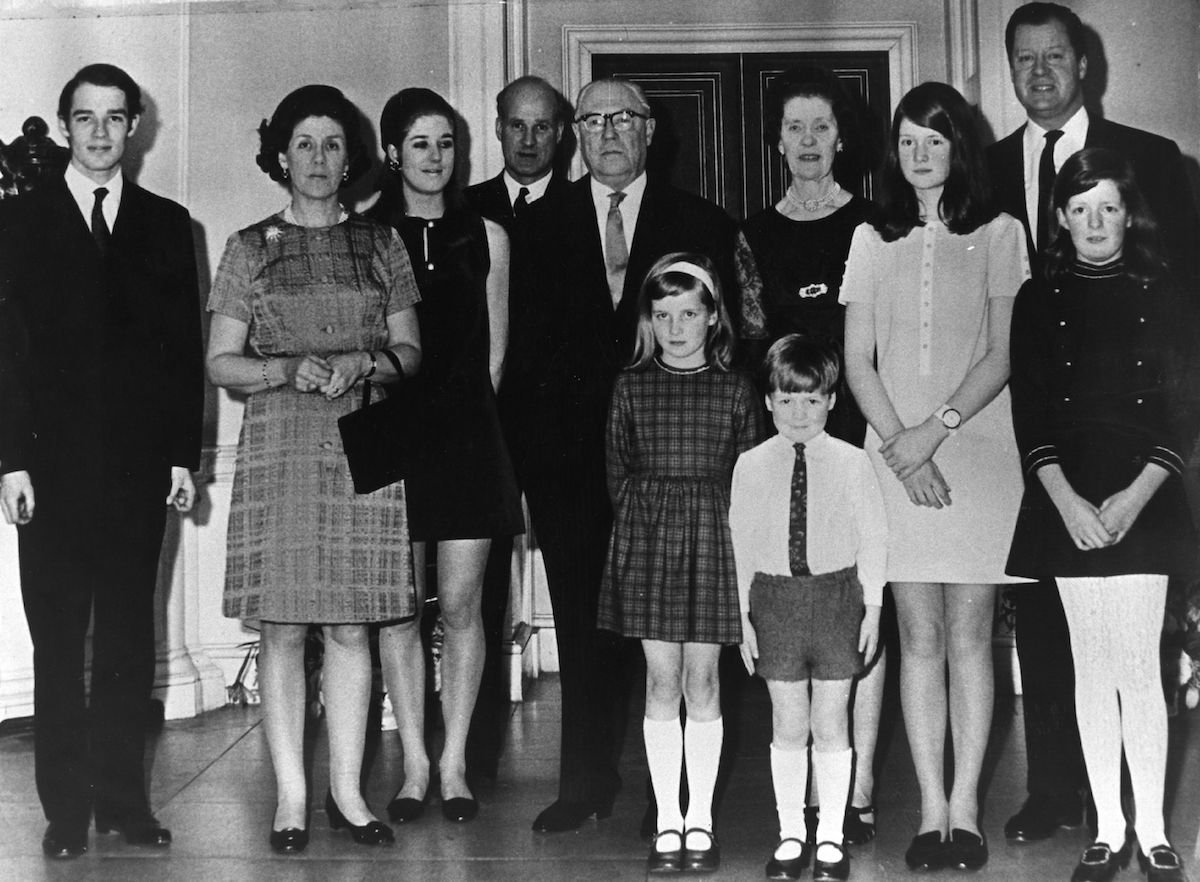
[
  {"x1": 1138, "y1": 844, "x2": 1187, "y2": 882},
  {"x1": 441, "y1": 796, "x2": 478, "y2": 823},
  {"x1": 647, "y1": 830, "x2": 684, "y2": 874},
  {"x1": 1004, "y1": 794, "x2": 1083, "y2": 841},
  {"x1": 905, "y1": 830, "x2": 948, "y2": 872},
  {"x1": 813, "y1": 841, "x2": 850, "y2": 881},
  {"x1": 844, "y1": 804, "x2": 876, "y2": 845},
  {"x1": 386, "y1": 793, "x2": 427, "y2": 824},
  {"x1": 682, "y1": 828, "x2": 720, "y2": 872},
  {"x1": 947, "y1": 828, "x2": 988, "y2": 871},
  {"x1": 95, "y1": 812, "x2": 172, "y2": 847},
  {"x1": 268, "y1": 827, "x2": 309, "y2": 854},
  {"x1": 531, "y1": 798, "x2": 612, "y2": 833},
  {"x1": 1070, "y1": 839, "x2": 1131, "y2": 882},
  {"x1": 765, "y1": 838, "x2": 811, "y2": 880},
  {"x1": 324, "y1": 790, "x2": 394, "y2": 845},
  {"x1": 42, "y1": 822, "x2": 87, "y2": 859}
]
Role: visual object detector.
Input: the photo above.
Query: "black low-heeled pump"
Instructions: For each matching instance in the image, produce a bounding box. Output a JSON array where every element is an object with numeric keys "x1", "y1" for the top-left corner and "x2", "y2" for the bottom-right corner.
[
  {"x1": 269, "y1": 826, "x2": 309, "y2": 854},
  {"x1": 324, "y1": 790, "x2": 394, "y2": 845}
]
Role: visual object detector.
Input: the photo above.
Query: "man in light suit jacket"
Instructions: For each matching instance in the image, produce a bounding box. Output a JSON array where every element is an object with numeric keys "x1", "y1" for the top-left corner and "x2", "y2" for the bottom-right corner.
[
  {"x1": 516, "y1": 77, "x2": 735, "y2": 834},
  {"x1": 986, "y1": 2, "x2": 1200, "y2": 845},
  {"x1": 0, "y1": 64, "x2": 203, "y2": 859},
  {"x1": 462, "y1": 76, "x2": 572, "y2": 779}
]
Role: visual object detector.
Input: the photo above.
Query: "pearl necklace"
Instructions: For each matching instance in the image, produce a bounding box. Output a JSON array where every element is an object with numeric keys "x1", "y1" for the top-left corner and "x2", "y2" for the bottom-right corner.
[{"x1": 784, "y1": 181, "x2": 843, "y2": 213}]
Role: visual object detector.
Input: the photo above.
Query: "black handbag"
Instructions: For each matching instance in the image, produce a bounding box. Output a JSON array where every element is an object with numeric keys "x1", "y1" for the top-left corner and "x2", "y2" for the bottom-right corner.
[{"x1": 337, "y1": 349, "x2": 414, "y2": 494}]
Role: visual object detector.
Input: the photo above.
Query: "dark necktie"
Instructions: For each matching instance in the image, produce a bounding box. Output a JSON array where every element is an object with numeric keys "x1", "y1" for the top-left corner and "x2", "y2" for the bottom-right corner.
[
  {"x1": 605, "y1": 191, "x2": 628, "y2": 308},
  {"x1": 788, "y1": 442, "x2": 810, "y2": 577},
  {"x1": 92, "y1": 186, "x2": 111, "y2": 256},
  {"x1": 513, "y1": 186, "x2": 530, "y2": 221},
  {"x1": 1036, "y1": 129, "x2": 1064, "y2": 252}
]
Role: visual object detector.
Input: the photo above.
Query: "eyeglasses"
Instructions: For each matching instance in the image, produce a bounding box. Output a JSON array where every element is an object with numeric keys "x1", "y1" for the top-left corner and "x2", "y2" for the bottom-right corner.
[{"x1": 574, "y1": 109, "x2": 650, "y2": 133}]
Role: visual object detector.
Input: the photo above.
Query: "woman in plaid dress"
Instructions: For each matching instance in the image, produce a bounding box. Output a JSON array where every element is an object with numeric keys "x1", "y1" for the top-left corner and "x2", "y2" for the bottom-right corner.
[{"x1": 598, "y1": 253, "x2": 763, "y2": 873}]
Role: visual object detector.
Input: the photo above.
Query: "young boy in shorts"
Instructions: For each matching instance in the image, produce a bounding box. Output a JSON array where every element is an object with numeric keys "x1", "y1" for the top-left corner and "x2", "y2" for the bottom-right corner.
[{"x1": 730, "y1": 334, "x2": 887, "y2": 882}]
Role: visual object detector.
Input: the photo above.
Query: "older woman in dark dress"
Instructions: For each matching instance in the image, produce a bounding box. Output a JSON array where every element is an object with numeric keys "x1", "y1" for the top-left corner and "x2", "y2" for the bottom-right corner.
[
  {"x1": 206, "y1": 85, "x2": 421, "y2": 853},
  {"x1": 736, "y1": 65, "x2": 883, "y2": 846},
  {"x1": 1007, "y1": 148, "x2": 1197, "y2": 882},
  {"x1": 369, "y1": 88, "x2": 522, "y2": 825}
]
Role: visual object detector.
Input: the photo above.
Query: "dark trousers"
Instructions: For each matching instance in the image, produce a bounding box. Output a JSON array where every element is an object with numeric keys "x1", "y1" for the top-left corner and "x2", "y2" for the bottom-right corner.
[
  {"x1": 1012, "y1": 580, "x2": 1087, "y2": 801},
  {"x1": 18, "y1": 494, "x2": 166, "y2": 828},
  {"x1": 518, "y1": 446, "x2": 631, "y2": 806}
]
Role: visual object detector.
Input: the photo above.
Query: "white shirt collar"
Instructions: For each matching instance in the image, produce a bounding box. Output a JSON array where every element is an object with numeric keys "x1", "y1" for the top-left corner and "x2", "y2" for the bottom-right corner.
[
  {"x1": 589, "y1": 171, "x2": 647, "y2": 251},
  {"x1": 1022, "y1": 105, "x2": 1089, "y2": 182},
  {"x1": 503, "y1": 170, "x2": 553, "y2": 208},
  {"x1": 768, "y1": 428, "x2": 830, "y2": 455},
  {"x1": 64, "y1": 161, "x2": 123, "y2": 232}
]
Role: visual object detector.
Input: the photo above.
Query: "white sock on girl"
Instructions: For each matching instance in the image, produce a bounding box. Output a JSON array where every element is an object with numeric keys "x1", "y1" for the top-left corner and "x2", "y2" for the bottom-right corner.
[
  {"x1": 812, "y1": 746, "x2": 853, "y2": 861},
  {"x1": 683, "y1": 716, "x2": 723, "y2": 849},
  {"x1": 643, "y1": 715, "x2": 684, "y2": 844}
]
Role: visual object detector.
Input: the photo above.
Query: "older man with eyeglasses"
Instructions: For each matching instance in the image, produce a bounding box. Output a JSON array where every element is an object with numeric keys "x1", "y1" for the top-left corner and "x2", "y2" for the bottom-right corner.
[{"x1": 506, "y1": 77, "x2": 736, "y2": 834}]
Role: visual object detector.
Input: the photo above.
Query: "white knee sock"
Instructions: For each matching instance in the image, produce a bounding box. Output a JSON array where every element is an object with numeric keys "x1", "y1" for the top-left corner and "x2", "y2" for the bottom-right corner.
[
  {"x1": 813, "y1": 747, "x2": 853, "y2": 857},
  {"x1": 771, "y1": 743, "x2": 809, "y2": 860},
  {"x1": 644, "y1": 716, "x2": 684, "y2": 838},
  {"x1": 683, "y1": 716, "x2": 722, "y2": 847}
]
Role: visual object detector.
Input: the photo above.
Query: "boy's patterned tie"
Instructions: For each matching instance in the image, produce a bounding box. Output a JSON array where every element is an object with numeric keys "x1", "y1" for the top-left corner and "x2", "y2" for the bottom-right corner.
[{"x1": 789, "y1": 443, "x2": 810, "y2": 576}]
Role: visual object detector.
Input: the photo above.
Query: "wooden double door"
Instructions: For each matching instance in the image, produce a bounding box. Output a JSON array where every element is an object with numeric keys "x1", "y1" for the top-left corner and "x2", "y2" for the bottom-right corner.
[{"x1": 592, "y1": 51, "x2": 891, "y2": 222}]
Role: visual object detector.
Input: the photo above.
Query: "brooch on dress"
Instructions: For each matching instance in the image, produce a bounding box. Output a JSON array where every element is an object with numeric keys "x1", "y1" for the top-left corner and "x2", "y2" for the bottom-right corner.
[
  {"x1": 265, "y1": 225, "x2": 282, "y2": 242},
  {"x1": 796, "y1": 283, "x2": 828, "y2": 299}
]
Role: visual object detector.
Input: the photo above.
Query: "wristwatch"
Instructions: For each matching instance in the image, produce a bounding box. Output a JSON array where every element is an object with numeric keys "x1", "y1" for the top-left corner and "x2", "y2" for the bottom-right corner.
[{"x1": 935, "y1": 405, "x2": 962, "y2": 431}]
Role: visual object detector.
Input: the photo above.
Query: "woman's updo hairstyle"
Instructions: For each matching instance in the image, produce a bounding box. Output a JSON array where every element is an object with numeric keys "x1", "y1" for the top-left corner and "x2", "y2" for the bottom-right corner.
[{"x1": 256, "y1": 84, "x2": 370, "y2": 186}]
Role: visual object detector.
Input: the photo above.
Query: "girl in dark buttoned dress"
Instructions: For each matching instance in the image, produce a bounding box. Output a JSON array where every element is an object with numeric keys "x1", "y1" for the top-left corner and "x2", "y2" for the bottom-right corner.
[{"x1": 1007, "y1": 148, "x2": 1198, "y2": 882}]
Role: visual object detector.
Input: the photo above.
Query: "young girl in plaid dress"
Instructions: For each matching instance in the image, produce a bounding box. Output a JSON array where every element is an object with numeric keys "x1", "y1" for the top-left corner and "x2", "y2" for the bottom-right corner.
[{"x1": 598, "y1": 252, "x2": 763, "y2": 874}]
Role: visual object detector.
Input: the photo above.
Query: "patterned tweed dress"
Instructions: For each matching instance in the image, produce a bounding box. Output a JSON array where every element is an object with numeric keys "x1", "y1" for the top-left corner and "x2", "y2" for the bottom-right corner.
[
  {"x1": 209, "y1": 213, "x2": 421, "y2": 624},
  {"x1": 598, "y1": 360, "x2": 763, "y2": 643}
]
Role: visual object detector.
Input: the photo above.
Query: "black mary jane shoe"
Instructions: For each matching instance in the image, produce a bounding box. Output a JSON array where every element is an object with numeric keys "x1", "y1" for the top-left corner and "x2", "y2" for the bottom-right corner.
[
  {"x1": 268, "y1": 827, "x2": 309, "y2": 854},
  {"x1": 1138, "y1": 844, "x2": 1187, "y2": 882},
  {"x1": 647, "y1": 830, "x2": 685, "y2": 874},
  {"x1": 682, "y1": 828, "x2": 721, "y2": 873},
  {"x1": 324, "y1": 790, "x2": 394, "y2": 845},
  {"x1": 441, "y1": 796, "x2": 479, "y2": 823},
  {"x1": 386, "y1": 792, "x2": 427, "y2": 824},
  {"x1": 765, "y1": 838, "x2": 811, "y2": 880},
  {"x1": 813, "y1": 841, "x2": 851, "y2": 881},
  {"x1": 905, "y1": 830, "x2": 948, "y2": 872},
  {"x1": 947, "y1": 828, "x2": 988, "y2": 871},
  {"x1": 844, "y1": 804, "x2": 877, "y2": 845},
  {"x1": 1070, "y1": 839, "x2": 1131, "y2": 882}
]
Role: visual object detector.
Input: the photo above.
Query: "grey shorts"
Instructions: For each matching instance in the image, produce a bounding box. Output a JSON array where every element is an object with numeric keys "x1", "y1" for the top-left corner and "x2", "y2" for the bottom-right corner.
[{"x1": 749, "y1": 567, "x2": 864, "y2": 682}]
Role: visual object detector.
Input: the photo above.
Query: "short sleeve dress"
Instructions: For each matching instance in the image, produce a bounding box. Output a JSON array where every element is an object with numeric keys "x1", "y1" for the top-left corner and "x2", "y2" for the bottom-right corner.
[
  {"x1": 839, "y1": 213, "x2": 1030, "y2": 584},
  {"x1": 737, "y1": 197, "x2": 875, "y2": 446},
  {"x1": 209, "y1": 212, "x2": 420, "y2": 625},
  {"x1": 597, "y1": 360, "x2": 764, "y2": 644},
  {"x1": 370, "y1": 203, "x2": 523, "y2": 542}
]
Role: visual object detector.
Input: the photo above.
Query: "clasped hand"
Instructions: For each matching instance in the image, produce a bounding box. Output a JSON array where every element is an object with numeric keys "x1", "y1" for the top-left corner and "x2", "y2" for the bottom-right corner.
[
  {"x1": 880, "y1": 422, "x2": 951, "y2": 508},
  {"x1": 289, "y1": 352, "x2": 366, "y2": 399},
  {"x1": 1060, "y1": 485, "x2": 1145, "y2": 551}
]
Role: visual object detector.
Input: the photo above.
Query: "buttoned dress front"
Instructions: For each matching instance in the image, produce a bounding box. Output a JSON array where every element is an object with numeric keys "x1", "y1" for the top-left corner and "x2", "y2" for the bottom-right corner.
[
  {"x1": 1006, "y1": 267, "x2": 1197, "y2": 578},
  {"x1": 210, "y1": 213, "x2": 421, "y2": 625},
  {"x1": 840, "y1": 214, "x2": 1029, "y2": 584}
]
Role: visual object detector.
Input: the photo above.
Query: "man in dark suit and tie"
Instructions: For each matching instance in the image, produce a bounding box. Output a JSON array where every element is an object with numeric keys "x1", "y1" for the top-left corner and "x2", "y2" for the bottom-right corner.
[
  {"x1": 0, "y1": 63, "x2": 203, "y2": 859},
  {"x1": 464, "y1": 75, "x2": 571, "y2": 232},
  {"x1": 515, "y1": 77, "x2": 735, "y2": 833},
  {"x1": 462, "y1": 75, "x2": 571, "y2": 779},
  {"x1": 986, "y1": 2, "x2": 1200, "y2": 845}
]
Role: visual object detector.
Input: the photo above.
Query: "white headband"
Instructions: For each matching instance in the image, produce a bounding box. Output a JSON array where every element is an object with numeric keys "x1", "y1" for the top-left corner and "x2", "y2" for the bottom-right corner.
[{"x1": 661, "y1": 260, "x2": 716, "y2": 297}]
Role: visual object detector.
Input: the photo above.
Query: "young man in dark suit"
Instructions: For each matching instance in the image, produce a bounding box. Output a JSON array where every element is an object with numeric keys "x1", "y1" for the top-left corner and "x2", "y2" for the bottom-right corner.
[
  {"x1": 985, "y1": 2, "x2": 1200, "y2": 845},
  {"x1": 0, "y1": 63, "x2": 203, "y2": 859},
  {"x1": 515, "y1": 77, "x2": 735, "y2": 835}
]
